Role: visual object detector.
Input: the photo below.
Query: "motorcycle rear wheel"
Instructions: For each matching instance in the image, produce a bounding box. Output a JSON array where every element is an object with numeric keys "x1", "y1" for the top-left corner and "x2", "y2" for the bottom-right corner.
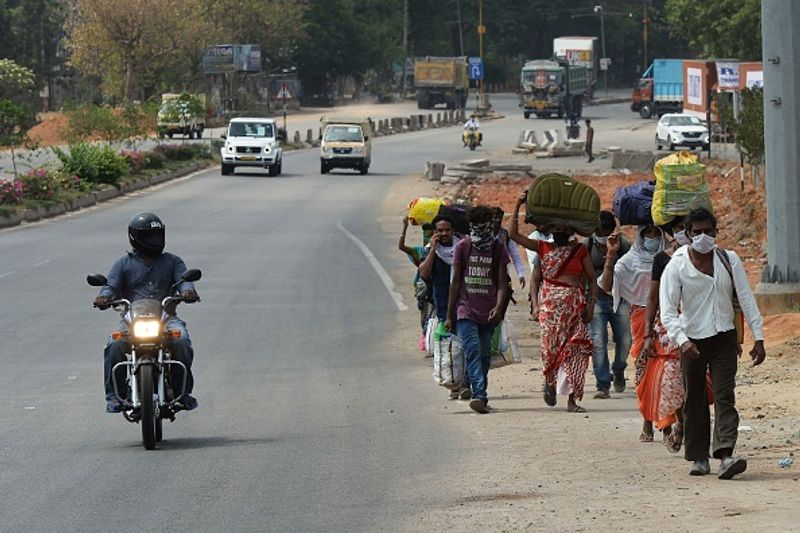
[{"x1": 140, "y1": 364, "x2": 157, "y2": 450}]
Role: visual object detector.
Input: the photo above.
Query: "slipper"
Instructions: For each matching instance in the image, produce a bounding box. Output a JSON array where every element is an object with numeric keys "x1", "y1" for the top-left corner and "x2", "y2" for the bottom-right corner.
[
  {"x1": 639, "y1": 431, "x2": 654, "y2": 443},
  {"x1": 543, "y1": 384, "x2": 556, "y2": 406},
  {"x1": 664, "y1": 427, "x2": 683, "y2": 454},
  {"x1": 567, "y1": 404, "x2": 586, "y2": 413}
]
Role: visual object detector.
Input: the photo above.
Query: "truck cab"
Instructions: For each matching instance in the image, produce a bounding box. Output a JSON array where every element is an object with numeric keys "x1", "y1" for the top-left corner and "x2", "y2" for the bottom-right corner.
[
  {"x1": 520, "y1": 60, "x2": 586, "y2": 119},
  {"x1": 319, "y1": 116, "x2": 373, "y2": 175},
  {"x1": 220, "y1": 118, "x2": 283, "y2": 176}
]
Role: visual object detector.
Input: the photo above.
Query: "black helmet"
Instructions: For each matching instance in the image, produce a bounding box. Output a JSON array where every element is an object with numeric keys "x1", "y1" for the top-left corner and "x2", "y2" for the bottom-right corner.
[{"x1": 128, "y1": 212, "x2": 165, "y2": 255}]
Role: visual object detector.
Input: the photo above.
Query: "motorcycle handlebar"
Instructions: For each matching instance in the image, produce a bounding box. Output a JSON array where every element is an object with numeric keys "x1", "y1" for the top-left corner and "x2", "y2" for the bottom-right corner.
[{"x1": 92, "y1": 296, "x2": 200, "y2": 310}]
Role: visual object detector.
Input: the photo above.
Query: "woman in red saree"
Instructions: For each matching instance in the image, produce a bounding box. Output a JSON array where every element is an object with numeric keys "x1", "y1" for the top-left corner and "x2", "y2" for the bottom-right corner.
[{"x1": 509, "y1": 192, "x2": 598, "y2": 412}]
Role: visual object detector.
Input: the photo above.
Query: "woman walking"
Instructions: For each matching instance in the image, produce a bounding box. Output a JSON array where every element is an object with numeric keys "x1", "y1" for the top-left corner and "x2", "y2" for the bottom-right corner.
[
  {"x1": 600, "y1": 224, "x2": 668, "y2": 441},
  {"x1": 509, "y1": 192, "x2": 597, "y2": 412}
]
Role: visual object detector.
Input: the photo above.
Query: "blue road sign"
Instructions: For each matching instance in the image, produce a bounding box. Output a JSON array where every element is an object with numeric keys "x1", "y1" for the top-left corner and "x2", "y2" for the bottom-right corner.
[{"x1": 468, "y1": 57, "x2": 484, "y2": 80}]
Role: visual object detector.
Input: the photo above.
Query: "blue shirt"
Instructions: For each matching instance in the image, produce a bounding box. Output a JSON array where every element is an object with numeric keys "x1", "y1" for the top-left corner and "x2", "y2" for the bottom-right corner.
[{"x1": 98, "y1": 251, "x2": 195, "y2": 302}]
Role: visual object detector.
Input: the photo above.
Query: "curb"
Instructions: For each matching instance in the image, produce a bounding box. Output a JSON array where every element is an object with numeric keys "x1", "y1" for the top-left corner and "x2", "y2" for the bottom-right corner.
[{"x1": 0, "y1": 160, "x2": 212, "y2": 230}]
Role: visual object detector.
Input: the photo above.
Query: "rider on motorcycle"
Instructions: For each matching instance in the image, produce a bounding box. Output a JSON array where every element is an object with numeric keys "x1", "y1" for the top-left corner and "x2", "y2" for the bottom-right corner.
[
  {"x1": 94, "y1": 213, "x2": 199, "y2": 413},
  {"x1": 462, "y1": 114, "x2": 482, "y2": 147}
]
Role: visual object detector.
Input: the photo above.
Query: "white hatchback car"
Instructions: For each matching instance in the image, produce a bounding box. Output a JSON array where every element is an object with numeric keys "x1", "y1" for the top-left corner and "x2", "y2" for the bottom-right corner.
[
  {"x1": 220, "y1": 118, "x2": 283, "y2": 176},
  {"x1": 655, "y1": 113, "x2": 710, "y2": 151}
]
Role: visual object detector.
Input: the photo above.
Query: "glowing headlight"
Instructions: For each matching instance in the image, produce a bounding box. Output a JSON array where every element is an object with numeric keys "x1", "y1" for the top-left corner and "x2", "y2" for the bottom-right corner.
[
  {"x1": 351, "y1": 147, "x2": 363, "y2": 154},
  {"x1": 323, "y1": 147, "x2": 333, "y2": 153},
  {"x1": 133, "y1": 319, "x2": 160, "y2": 339}
]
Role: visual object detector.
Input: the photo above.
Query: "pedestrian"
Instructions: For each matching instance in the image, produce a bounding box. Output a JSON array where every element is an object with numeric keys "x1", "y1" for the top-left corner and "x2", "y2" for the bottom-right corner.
[
  {"x1": 660, "y1": 207, "x2": 766, "y2": 479},
  {"x1": 585, "y1": 119, "x2": 594, "y2": 162},
  {"x1": 585, "y1": 211, "x2": 632, "y2": 398},
  {"x1": 493, "y1": 207, "x2": 527, "y2": 290},
  {"x1": 419, "y1": 215, "x2": 469, "y2": 400},
  {"x1": 637, "y1": 219, "x2": 693, "y2": 453},
  {"x1": 601, "y1": 224, "x2": 668, "y2": 441},
  {"x1": 399, "y1": 216, "x2": 434, "y2": 335},
  {"x1": 445, "y1": 205, "x2": 510, "y2": 414},
  {"x1": 509, "y1": 192, "x2": 597, "y2": 412},
  {"x1": 526, "y1": 224, "x2": 553, "y2": 321}
]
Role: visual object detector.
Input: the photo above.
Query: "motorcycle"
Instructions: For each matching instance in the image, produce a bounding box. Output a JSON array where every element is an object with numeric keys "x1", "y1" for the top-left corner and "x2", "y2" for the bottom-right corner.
[
  {"x1": 87, "y1": 268, "x2": 201, "y2": 450},
  {"x1": 462, "y1": 128, "x2": 482, "y2": 151}
]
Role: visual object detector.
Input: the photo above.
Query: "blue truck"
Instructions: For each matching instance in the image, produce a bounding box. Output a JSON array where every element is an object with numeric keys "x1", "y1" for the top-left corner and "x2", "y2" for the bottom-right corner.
[{"x1": 631, "y1": 59, "x2": 684, "y2": 119}]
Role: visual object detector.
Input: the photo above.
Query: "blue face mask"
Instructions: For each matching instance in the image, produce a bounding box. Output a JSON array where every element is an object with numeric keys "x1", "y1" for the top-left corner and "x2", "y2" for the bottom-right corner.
[{"x1": 643, "y1": 237, "x2": 661, "y2": 253}]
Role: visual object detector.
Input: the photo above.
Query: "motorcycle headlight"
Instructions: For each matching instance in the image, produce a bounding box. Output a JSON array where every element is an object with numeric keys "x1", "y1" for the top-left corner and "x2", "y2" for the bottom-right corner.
[{"x1": 132, "y1": 319, "x2": 161, "y2": 340}]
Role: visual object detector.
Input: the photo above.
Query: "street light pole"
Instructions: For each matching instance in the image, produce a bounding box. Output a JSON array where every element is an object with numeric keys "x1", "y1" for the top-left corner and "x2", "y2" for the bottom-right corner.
[
  {"x1": 595, "y1": 5, "x2": 608, "y2": 94},
  {"x1": 643, "y1": 0, "x2": 649, "y2": 72},
  {"x1": 401, "y1": 0, "x2": 408, "y2": 99},
  {"x1": 478, "y1": 0, "x2": 485, "y2": 110}
]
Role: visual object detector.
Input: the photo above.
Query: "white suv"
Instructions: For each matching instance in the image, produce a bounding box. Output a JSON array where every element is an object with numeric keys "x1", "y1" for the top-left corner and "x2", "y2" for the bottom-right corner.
[
  {"x1": 220, "y1": 118, "x2": 283, "y2": 176},
  {"x1": 655, "y1": 113, "x2": 710, "y2": 151}
]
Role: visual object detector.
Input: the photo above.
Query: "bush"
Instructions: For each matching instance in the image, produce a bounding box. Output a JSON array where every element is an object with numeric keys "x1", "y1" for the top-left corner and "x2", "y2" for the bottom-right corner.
[
  {"x1": 120, "y1": 150, "x2": 146, "y2": 173},
  {"x1": 0, "y1": 178, "x2": 24, "y2": 204},
  {"x1": 144, "y1": 151, "x2": 165, "y2": 169},
  {"x1": 53, "y1": 143, "x2": 130, "y2": 185},
  {"x1": 19, "y1": 168, "x2": 55, "y2": 200},
  {"x1": 154, "y1": 142, "x2": 211, "y2": 161}
]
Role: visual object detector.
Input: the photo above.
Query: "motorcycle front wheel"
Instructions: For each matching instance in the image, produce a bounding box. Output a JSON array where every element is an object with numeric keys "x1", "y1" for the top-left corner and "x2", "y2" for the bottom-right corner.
[{"x1": 139, "y1": 364, "x2": 157, "y2": 450}]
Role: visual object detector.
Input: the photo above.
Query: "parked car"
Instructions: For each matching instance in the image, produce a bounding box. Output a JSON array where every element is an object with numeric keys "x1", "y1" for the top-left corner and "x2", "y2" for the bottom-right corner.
[
  {"x1": 220, "y1": 118, "x2": 283, "y2": 176},
  {"x1": 655, "y1": 113, "x2": 709, "y2": 151}
]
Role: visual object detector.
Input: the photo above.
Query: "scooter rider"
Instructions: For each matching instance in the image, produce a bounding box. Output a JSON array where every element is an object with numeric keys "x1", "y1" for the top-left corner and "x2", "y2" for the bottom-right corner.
[
  {"x1": 93, "y1": 213, "x2": 199, "y2": 413},
  {"x1": 463, "y1": 114, "x2": 481, "y2": 146}
]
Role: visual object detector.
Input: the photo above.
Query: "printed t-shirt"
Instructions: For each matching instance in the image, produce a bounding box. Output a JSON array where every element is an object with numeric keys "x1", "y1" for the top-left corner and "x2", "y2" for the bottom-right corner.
[{"x1": 454, "y1": 239, "x2": 510, "y2": 325}]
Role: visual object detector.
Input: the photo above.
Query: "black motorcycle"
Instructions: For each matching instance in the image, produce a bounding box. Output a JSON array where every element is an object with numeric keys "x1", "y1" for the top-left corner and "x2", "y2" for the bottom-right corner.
[{"x1": 87, "y1": 269, "x2": 201, "y2": 450}]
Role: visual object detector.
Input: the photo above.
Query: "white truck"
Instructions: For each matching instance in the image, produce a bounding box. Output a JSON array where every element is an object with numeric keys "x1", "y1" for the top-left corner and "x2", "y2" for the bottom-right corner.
[
  {"x1": 220, "y1": 117, "x2": 283, "y2": 176},
  {"x1": 157, "y1": 93, "x2": 207, "y2": 139},
  {"x1": 553, "y1": 36, "x2": 599, "y2": 97}
]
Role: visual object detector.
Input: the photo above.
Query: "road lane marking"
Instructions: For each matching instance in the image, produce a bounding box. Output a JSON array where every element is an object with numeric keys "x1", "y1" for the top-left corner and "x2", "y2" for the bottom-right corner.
[
  {"x1": 32, "y1": 259, "x2": 51, "y2": 267},
  {"x1": 0, "y1": 271, "x2": 17, "y2": 279},
  {"x1": 337, "y1": 221, "x2": 408, "y2": 312}
]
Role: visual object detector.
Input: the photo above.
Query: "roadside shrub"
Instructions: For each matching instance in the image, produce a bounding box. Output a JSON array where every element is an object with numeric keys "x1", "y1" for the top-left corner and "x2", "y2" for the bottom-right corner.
[
  {"x1": 50, "y1": 167, "x2": 90, "y2": 192},
  {"x1": 19, "y1": 167, "x2": 55, "y2": 200},
  {"x1": 120, "y1": 149, "x2": 146, "y2": 173},
  {"x1": 144, "y1": 151, "x2": 165, "y2": 169},
  {"x1": 0, "y1": 178, "x2": 24, "y2": 204},
  {"x1": 53, "y1": 143, "x2": 130, "y2": 184},
  {"x1": 154, "y1": 142, "x2": 211, "y2": 161}
]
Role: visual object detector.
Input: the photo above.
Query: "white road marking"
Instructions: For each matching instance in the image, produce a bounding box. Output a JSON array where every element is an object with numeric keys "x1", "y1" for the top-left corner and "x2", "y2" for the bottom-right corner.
[
  {"x1": 24, "y1": 406, "x2": 36, "y2": 410},
  {"x1": 0, "y1": 271, "x2": 17, "y2": 279},
  {"x1": 337, "y1": 221, "x2": 408, "y2": 312},
  {"x1": 32, "y1": 259, "x2": 51, "y2": 267}
]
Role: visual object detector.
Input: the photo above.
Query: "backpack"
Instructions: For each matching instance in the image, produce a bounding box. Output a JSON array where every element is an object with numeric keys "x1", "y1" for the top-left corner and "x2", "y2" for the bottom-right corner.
[{"x1": 612, "y1": 180, "x2": 655, "y2": 226}]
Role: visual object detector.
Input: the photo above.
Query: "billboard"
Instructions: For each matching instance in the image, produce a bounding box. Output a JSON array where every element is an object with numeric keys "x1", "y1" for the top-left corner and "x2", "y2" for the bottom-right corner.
[
  {"x1": 203, "y1": 45, "x2": 261, "y2": 74},
  {"x1": 716, "y1": 62, "x2": 740, "y2": 90}
]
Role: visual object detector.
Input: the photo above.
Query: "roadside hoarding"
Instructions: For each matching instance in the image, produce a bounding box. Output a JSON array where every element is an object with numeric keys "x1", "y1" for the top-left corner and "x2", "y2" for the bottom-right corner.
[
  {"x1": 202, "y1": 45, "x2": 262, "y2": 74},
  {"x1": 716, "y1": 61, "x2": 740, "y2": 90},
  {"x1": 738, "y1": 62, "x2": 763, "y2": 89},
  {"x1": 683, "y1": 60, "x2": 716, "y2": 117}
]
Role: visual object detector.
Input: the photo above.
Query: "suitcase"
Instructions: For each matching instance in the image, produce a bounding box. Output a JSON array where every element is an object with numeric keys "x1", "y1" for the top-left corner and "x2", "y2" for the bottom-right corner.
[
  {"x1": 612, "y1": 180, "x2": 655, "y2": 226},
  {"x1": 525, "y1": 173, "x2": 600, "y2": 236}
]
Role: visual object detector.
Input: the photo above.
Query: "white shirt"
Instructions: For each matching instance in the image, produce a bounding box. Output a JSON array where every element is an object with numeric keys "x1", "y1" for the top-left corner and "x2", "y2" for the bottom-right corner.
[
  {"x1": 464, "y1": 118, "x2": 480, "y2": 130},
  {"x1": 526, "y1": 231, "x2": 553, "y2": 271},
  {"x1": 660, "y1": 246, "x2": 764, "y2": 347}
]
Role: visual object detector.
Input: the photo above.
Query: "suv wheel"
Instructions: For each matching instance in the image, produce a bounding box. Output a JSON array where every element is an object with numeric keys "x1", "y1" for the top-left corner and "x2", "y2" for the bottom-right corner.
[
  {"x1": 655, "y1": 135, "x2": 663, "y2": 151},
  {"x1": 668, "y1": 135, "x2": 675, "y2": 151},
  {"x1": 221, "y1": 163, "x2": 233, "y2": 176},
  {"x1": 320, "y1": 160, "x2": 329, "y2": 174}
]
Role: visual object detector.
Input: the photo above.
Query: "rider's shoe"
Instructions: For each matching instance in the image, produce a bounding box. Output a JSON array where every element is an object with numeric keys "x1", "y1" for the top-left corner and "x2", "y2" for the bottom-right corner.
[
  {"x1": 178, "y1": 394, "x2": 198, "y2": 411},
  {"x1": 105, "y1": 396, "x2": 123, "y2": 413}
]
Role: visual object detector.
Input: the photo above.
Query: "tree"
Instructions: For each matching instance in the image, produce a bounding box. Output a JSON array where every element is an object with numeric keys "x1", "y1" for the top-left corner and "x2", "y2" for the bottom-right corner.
[
  {"x1": 664, "y1": 0, "x2": 761, "y2": 60},
  {"x1": 733, "y1": 87, "x2": 764, "y2": 180},
  {"x1": 64, "y1": 0, "x2": 214, "y2": 102},
  {"x1": 0, "y1": 100, "x2": 36, "y2": 178}
]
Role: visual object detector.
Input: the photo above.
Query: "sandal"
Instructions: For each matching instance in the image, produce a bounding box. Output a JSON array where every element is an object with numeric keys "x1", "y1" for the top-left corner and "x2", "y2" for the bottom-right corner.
[
  {"x1": 567, "y1": 403, "x2": 586, "y2": 413},
  {"x1": 664, "y1": 425, "x2": 683, "y2": 454},
  {"x1": 639, "y1": 431, "x2": 654, "y2": 443},
  {"x1": 543, "y1": 384, "x2": 556, "y2": 406}
]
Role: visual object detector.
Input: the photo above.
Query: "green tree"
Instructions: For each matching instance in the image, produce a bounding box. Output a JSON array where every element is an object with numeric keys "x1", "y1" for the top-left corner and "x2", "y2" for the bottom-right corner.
[
  {"x1": 733, "y1": 87, "x2": 764, "y2": 167},
  {"x1": 664, "y1": 0, "x2": 761, "y2": 60},
  {"x1": 0, "y1": 100, "x2": 36, "y2": 177}
]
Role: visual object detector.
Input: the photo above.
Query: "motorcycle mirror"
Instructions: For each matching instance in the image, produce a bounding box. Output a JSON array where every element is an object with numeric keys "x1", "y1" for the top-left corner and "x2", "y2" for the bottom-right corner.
[
  {"x1": 181, "y1": 269, "x2": 202, "y2": 282},
  {"x1": 87, "y1": 273, "x2": 107, "y2": 287}
]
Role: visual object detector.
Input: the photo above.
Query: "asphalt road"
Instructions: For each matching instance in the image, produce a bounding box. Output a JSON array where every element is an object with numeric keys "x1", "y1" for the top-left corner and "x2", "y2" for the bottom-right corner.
[{"x1": 0, "y1": 94, "x2": 648, "y2": 531}]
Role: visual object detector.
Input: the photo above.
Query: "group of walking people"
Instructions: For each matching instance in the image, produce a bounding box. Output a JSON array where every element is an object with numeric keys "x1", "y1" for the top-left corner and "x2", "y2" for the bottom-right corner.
[{"x1": 402, "y1": 189, "x2": 766, "y2": 480}]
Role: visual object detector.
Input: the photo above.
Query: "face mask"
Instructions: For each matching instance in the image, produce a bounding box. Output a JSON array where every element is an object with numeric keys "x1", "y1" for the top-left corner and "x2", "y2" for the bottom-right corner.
[
  {"x1": 673, "y1": 230, "x2": 690, "y2": 246},
  {"x1": 593, "y1": 235, "x2": 608, "y2": 245},
  {"x1": 690, "y1": 233, "x2": 716, "y2": 254},
  {"x1": 553, "y1": 232, "x2": 571, "y2": 246},
  {"x1": 643, "y1": 237, "x2": 661, "y2": 253}
]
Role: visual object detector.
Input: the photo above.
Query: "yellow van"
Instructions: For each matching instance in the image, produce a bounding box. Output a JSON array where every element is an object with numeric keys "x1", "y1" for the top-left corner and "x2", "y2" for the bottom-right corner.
[{"x1": 319, "y1": 116, "x2": 373, "y2": 174}]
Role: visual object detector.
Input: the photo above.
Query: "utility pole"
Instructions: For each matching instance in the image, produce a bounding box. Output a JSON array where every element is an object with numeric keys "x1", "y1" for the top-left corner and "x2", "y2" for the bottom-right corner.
[
  {"x1": 643, "y1": 0, "x2": 649, "y2": 72},
  {"x1": 595, "y1": 5, "x2": 608, "y2": 94},
  {"x1": 477, "y1": 0, "x2": 488, "y2": 111},
  {"x1": 401, "y1": 0, "x2": 408, "y2": 99},
  {"x1": 456, "y1": 0, "x2": 464, "y2": 57},
  {"x1": 756, "y1": 0, "x2": 800, "y2": 312}
]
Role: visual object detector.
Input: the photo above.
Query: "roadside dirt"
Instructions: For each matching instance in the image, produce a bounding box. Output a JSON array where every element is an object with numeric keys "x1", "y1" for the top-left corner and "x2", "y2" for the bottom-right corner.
[{"x1": 384, "y1": 167, "x2": 800, "y2": 532}]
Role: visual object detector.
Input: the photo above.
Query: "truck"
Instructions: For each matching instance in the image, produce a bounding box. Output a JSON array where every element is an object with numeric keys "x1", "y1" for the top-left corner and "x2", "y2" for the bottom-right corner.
[
  {"x1": 553, "y1": 36, "x2": 599, "y2": 96},
  {"x1": 319, "y1": 115, "x2": 374, "y2": 175},
  {"x1": 157, "y1": 93, "x2": 207, "y2": 139},
  {"x1": 631, "y1": 59, "x2": 684, "y2": 119},
  {"x1": 519, "y1": 60, "x2": 587, "y2": 119},
  {"x1": 413, "y1": 57, "x2": 469, "y2": 110}
]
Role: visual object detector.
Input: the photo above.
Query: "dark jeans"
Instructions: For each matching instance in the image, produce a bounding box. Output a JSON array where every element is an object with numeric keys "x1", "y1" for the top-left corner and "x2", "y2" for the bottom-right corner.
[
  {"x1": 456, "y1": 319, "x2": 496, "y2": 401},
  {"x1": 104, "y1": 318, "x2": 195, "y2": 400},
  {"x1": 589, "y1": 296, "x2": 631, "y2": 391},
  {"x1": 681, "y1": 330, "x2": 739, "y2": 461},
  {"x1": 586, "y1": 142, "x2": 594, "y2": 161}
]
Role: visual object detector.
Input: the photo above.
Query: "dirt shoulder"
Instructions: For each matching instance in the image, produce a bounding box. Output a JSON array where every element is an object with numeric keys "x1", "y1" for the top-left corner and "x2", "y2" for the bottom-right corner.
[{"x1": 383, "y1": 169, "x2": 800, "y2": 532}]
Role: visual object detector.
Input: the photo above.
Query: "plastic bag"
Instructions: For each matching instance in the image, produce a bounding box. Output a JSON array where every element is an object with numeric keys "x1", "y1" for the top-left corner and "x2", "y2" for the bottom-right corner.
[
  {"x1": 424, "y1": 316, "x2": 438, "y2": 356},
  {"x1": 502, "y1": 319, "x2": 521, "y2": 364},
  {"x1": 490, "y1": 323, "x2": 515, "y2": 369},
  {"x1": 433, "y1": 334, "x2": 465, "y2": 390},
  {"x1": 408, "y1": 197, "x2": 446, "y2": 226},
  {"x1": 652, "y1": 151, "x2": 712, "y2": 226}
]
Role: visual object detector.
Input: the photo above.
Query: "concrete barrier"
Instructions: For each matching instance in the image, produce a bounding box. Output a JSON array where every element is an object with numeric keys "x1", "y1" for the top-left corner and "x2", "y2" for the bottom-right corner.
[
  {"x1": 611, "y1": 151, "x2": 656, "y2": 171},
  {"x1": 541, "y1": 130, "x2": 558, "y2": 150}
]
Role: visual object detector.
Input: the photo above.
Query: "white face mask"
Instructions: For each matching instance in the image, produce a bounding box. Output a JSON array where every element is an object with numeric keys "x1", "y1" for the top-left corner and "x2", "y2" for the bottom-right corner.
[
  {"x1": 673, "y1": 230, "x2": 690, "y2": 246},
  {"x1": 643, "y1": 237, "x2": 661, "y2": 253},
  {"x1": 691, "y1": 233, "x2": 716, "y2": 254},
  {"x1": 593, "y1": 235, "x2": 608, "y2": 245}
]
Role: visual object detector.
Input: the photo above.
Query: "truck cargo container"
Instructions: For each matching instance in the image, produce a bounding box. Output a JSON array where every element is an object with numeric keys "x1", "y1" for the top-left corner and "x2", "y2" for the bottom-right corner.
[
  {"x1": 683, "y1": 60, "x2": 717, "y2": 118},
  {"x1": 519, "y1": 60, "x2": 587, "y2": 119},
  {"x1": 413, "y1": 57, "x2": 469, "y2": 110},
  {"x1": 631, "y1": 59, "x2": 684, "y2": 118},
  {"x1": 553, "y1": 36, "x2": 599, "y2": 96}
]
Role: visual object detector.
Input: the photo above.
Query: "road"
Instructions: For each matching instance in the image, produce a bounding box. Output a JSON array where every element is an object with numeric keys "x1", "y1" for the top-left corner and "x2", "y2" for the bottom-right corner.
[{"x1": 0, "y1": 95, "x2": 534, "y2": 531}]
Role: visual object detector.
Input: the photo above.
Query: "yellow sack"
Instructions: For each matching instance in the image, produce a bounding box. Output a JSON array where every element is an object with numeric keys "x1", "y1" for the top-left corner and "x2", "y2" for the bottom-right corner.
[
  {"x1": 408, "y1": 197, "x2": 447, "y2": 226},
  {"x1": 651, "y1": 151, "x2": 712, "y2": 226}
]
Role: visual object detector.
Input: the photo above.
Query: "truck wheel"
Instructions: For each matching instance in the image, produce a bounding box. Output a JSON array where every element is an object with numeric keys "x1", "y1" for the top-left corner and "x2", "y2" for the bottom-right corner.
[
  {"x1": 524, "y1": 111, "x2": 531, "y2": 119},
  {"x1": 639, "y1": 103, "x2": 654, "y2": 119},
  {"x1": 195, "y1": 128, "x2": 203, "y2": 139},
  {"x1": 557, "y1": 109, "x2": 564, "y2": 119},
  {"x1": 460, "y1": 95, "x2": 467, "y2": 108}
]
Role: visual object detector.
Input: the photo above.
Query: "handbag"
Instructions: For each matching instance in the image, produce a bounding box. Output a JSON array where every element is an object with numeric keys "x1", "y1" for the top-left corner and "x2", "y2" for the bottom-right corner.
[{"x1": 715, "y1": 248, "x2": 744, "y2": 344}]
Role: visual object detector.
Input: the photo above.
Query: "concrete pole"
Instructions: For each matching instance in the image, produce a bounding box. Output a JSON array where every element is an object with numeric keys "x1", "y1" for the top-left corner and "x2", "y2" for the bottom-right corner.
[
  {"x1": 755, "y1": 0, "x2": 800, "y2": 313},
  {"x1": 401, "y1": 0, "x2": 408, "y2": 99}
]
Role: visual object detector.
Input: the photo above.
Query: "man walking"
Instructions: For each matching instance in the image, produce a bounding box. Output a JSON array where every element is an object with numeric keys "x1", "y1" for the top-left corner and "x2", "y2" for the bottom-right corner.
[
  {"x1": 660, "y1": 208, "x2": 766, "y2": 479},
  {"x1": 586, "y1": 211, "x2": 632, "y2": 398},
  {"x1": 446, "y1": 206, "x2": 510, "y2": 414},
  {"x1": 585, "y1": 119, "x2": 594, "y2": 162}
]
